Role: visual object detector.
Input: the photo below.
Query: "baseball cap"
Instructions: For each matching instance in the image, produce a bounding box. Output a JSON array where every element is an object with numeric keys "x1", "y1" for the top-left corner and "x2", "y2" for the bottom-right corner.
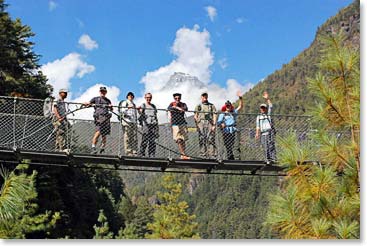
[
  {"x1": 260, "y1": 103, "x2": 268, "y2": 108},
  {"x1": 100, "y1": 86, "x2": 107, "y2": 91},
  {"x1": 59, "y1": 89, "x2": 68, "y2": 93}
]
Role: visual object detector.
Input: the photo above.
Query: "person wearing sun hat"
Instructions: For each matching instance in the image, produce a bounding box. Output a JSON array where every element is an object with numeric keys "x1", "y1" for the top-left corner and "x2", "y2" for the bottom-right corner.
[
  {"x1": 194, "y1": 92, "x2": 217, "y2": 159},
  {"x1": 52, "y1": 88, "x2": 69, "y2": 152},
  {"x1": 217, "y1": 91, "x2": 243, "y2": 160},
  {"x1": 255, "y1": 91, "x2": 277, "y2": 164}
]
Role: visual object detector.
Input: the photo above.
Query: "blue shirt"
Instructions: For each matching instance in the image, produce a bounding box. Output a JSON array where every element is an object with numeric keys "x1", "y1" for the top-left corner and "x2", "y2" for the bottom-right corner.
[{"x1": 217, "y1": 109, "x2": 238, "y2": 133}]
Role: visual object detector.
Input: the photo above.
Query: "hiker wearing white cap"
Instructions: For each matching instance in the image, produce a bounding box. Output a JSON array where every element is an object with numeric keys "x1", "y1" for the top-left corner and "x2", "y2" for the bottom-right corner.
[
  {"x1": 255, "y1": 91, "x2": 277, "y2": 164},
  {"x1": 52, "y1": 88, "x2": 69, "y2": 152}
]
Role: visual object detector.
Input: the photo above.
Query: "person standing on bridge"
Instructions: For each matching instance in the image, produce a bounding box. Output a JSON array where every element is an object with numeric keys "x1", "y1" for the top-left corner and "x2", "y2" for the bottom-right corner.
[
  {"x1": 194, "y1": 92, "x2": 217, "y2": 159},
  {"x1": 217, "y1": 91, "x2": 243, "y2": 160},
  {"x1": 52, "y1": 88, "x2": 70, "y2": 152},
  {"x1": 138, "y1": 93, "x2": 159, "y2": 157},
  {"x1": 84, "y1": 86, "x2": 113, "y2": 154},
  {"x1": 119, "y1": 92, "x2": 139, "y2": 156},
  {"x1": 168, "y1": 93, "x2": 189, "y2": 159},
  {"x1": 255, "y1": 91, "x2": 277, "y2": 164}
]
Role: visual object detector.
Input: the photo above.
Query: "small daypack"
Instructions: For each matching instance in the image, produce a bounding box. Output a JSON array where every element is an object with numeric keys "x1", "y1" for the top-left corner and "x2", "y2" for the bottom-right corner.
[
  {"x1": 258, "y1": 114, "x2": 276, "y2": 134},
  {"x1": 138, "y1": 103, "x2": 158, "y2": 125},
  {"x1": 43, "y1": 97, "x2": 54, "y2": 119}
]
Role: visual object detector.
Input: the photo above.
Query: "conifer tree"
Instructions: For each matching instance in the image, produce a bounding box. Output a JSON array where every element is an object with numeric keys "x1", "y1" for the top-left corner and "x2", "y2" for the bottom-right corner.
[
  {"x1": 145, "y1": 174, "x2": 200, "y2": 239},
  {"x1": 0, "y1": 0, "x2": 51, "y2": 98},
  {"x1": 265, "y1": 32, "x2": 360, "y2": 239},
  {"x1": 0, "y1": 163, "x2": 60, "y2": 238},
  {"x1": 93, "y1": 209, "x2": 113, "y2": 239}
]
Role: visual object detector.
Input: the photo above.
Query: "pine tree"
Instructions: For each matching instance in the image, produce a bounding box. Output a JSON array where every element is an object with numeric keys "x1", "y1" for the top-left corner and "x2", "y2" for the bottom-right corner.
[
  {"x1": 116, "y1": 223, "x2": 139, "y2": 239},
  {"x1": 93, "y1": 209, "x2": 113, "y2": 239},
  {"x1": 0, "y1": 0, "x2": 51, "y2": 98},
  {"x1": 265, "y1": 32, "x2": 360, "y2": 239},
  {"x1": 0, "y1": 163, "x2": 60, "y2": 238},
  {"x1": 128, "y1": 196, "x2": 153, "y2": 238},
  {"x1": 145, "y1": 174, "x2": 200, "y2": 239}
]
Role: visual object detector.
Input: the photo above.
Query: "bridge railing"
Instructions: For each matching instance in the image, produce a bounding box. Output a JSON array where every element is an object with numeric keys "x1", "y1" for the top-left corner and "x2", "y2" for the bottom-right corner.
[{"x1": 0, "y1": 96, "x2": 314, "y2": 161}]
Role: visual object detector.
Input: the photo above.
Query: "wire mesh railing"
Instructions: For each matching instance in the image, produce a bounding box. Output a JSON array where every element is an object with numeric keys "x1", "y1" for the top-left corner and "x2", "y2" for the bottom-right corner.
[{"x1": 0, "y1": 96, "x2": 316, "y2": 162}]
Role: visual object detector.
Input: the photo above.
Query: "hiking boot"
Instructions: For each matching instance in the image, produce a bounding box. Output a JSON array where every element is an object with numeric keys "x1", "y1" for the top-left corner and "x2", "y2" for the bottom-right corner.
[
  {"x1": 63, "y1": 149, "x2": 70, "y2": 154},
  {"x1": 181, "y1": 155, "x2": 191, "y2": 160},
  {"x1": 91, "y1": 147, "x2": 97, "y2": 154}
]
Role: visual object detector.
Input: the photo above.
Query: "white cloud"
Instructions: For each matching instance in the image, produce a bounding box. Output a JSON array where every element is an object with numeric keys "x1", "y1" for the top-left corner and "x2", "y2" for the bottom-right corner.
[
  {"x1": 218, "y1": 58, "x2": 228, "y2": 69},
  {"x1": 138, "y1": 25, "x2": 253, "y2": 123},
  {"x1": 236, "y1": 17, "x2": 245, "y2": 24},
  {"x1": 205, "y1": 6, "x2": 217, "y2": 22},
  {"x1": 141, "y1": 24, "x2": 213, "y2": 93},
  {"x1": 78, "y1": 34, "x2": 99, "y2": 50},
  {"x1": 41, "y1": 53, "x2": 95, "y2": 97},
  {"x1": 48, "y1": 1, "x2": 57, "y2": 11}
]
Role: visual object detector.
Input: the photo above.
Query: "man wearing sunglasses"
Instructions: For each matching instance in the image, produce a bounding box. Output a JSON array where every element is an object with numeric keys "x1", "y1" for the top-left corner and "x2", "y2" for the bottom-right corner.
[{"x1": 167, "y1": 93, "x2": 189, "y2": 159}]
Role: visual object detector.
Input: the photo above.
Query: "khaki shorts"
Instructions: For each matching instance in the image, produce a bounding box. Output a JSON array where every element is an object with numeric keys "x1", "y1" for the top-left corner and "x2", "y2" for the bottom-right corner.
[{"x1": 172, "y1": 125, "x2": 188, "y2": 142}]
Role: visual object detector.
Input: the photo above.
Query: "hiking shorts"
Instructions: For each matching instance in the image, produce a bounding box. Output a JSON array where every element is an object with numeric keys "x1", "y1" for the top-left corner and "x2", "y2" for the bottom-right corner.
[
  {"x1": 172, "y1": 125, "x2": 188, "y2": 142},
  {"x1": 95, "y1": 121, "x2": 111, "y2": 136}
]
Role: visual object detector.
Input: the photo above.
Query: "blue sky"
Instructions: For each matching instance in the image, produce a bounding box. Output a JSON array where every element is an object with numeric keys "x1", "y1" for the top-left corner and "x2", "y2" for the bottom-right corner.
[{"x1": 7, "y1": 0, "x2": 353, "y2": 107}]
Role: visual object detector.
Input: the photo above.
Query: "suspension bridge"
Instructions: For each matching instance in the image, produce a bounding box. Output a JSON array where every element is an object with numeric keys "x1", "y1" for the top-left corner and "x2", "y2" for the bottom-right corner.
[{"x1": 0, "y1": 96, "x2": 315, "y2": 176}]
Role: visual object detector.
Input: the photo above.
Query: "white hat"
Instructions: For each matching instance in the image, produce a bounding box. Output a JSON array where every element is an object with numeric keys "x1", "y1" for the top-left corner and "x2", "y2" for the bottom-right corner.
[{"x1": 260, "y1": 103, "x2": 268, "y2": 108}]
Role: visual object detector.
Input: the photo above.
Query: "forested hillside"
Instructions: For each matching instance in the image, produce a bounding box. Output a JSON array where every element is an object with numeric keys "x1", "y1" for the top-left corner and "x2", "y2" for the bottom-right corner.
[
  {"x1": 120, "y1": 0, "x2": 360, "y2": 239},
  {"x1": 241, "y1": 0, "x2": 359, "y2": 114},
  {"x1": 0, "y1": 0, "x2": 359, "y2": 239}
]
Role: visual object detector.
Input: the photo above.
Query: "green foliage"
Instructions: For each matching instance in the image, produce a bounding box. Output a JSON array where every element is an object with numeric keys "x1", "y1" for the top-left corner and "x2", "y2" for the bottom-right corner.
[
  {"x1": 265, "y1": 32, "x2": 360, "y2": 239},
  {"x1": 116, "y1": 223, "x2": 139, "y2": 239},
  {"x1": 239, "y1": 0, "x2": 359, "y2": 114},
  {"x1": 0, "y1": 0, "x2": 51, "y2": 98},
  {"x1": 93, "y1": 209, "x2": 113, "y2": 239},
  {"x1": 34, "y1": 166, "x2": 128, "y2": 238},
  {"x1": 126, "y1": 196, "x2": 153, "y2": 238},
  {"x1": 0, "y1": 163, "x2": 60, "y2": 238},
  {"x1": 145, "y1": 174, "x2": 200, "y2": 239}
]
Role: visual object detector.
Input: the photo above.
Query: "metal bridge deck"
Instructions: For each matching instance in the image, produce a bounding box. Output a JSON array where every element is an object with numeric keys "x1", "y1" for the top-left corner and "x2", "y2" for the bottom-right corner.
[{"x1": 0, "y1": 147, "x2": 284, "y2": 175}]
